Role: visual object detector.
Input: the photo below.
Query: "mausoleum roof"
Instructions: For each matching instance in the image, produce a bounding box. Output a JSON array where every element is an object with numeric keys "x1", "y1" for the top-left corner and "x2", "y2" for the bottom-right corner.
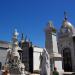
[
  {"x1": 62, "y1": 12, "x2": 74, "y2": 30},
  {"x1": 62, "y1": 20, "x2": 73, "y2": 29}
]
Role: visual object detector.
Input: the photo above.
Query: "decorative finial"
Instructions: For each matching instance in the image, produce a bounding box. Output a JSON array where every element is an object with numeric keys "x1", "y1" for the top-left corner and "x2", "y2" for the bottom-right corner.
[
  {"x1": 64, "y1": 11, "x2": 67, "y2": 20},
  {"x1": 21, "y1": 33, "x2": 25, "y2": 43},
  {"x1": 21, "y1": 33, "x2": 24, "y2": 40},
  {"x1": 48, "y1": 21, "x2": 53, "y2": 27},
  {"x1": 48, "y1": 21, "x2": 54, "y2": 29}
]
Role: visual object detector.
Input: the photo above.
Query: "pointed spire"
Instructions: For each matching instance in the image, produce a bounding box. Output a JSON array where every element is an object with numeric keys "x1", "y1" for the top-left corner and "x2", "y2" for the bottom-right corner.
[
  {"x1": 12, "y1": 29, "x2": 19, "y2": 41},
  {"x1": 12, "y1": 29, "x2": 19, "y2": 47},
  {"x1": 21, "y1": 33, "x2": 24, "y2": 40},
  {"x1": 21, "y1": 33, "x2": 25, "y2": 43},
  {"x1": 64, "y1": 11, "x2": 67, "y2": 20}
]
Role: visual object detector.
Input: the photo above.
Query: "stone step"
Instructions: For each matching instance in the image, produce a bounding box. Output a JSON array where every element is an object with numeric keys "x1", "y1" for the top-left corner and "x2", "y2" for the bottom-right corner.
[{"x1": 30, "y1": 74, "x2": 40, "y2": 75}]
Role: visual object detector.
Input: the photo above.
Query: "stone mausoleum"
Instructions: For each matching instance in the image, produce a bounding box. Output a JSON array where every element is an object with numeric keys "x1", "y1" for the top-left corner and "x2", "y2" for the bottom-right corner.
[
  {"x1": 58, "y1": 12, "x2": 75, "y2": 72},
  {"x1": 45, "y1": 12, "x2": 75, "y2": 72}
]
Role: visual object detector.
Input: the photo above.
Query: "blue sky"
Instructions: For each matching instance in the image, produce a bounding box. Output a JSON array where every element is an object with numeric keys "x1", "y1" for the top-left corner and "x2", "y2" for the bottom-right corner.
[{"x1": 0, "y1": 0, "x2": 75, "y2": 47}]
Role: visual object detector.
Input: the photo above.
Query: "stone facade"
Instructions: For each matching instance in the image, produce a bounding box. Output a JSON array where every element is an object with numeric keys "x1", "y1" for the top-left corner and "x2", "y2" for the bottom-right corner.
[
  {"x1": 45, "y1": 21, "x2": 63, "y2": 73},
  {"x1": 19, "y1": 34, "x2": 43, "y2": 73},
  {"x1": 45, "y1": 13, "x2": 75, "y2": 72},
  {"x1": 19, "y1": 37, "x2": 33, "y2": 72},
  {"x1": 58, "y1": 13, "x2": 75, "y2": 72},
  {"x1": 33, "y1": 46, "x2": 43, "y2": 73}
]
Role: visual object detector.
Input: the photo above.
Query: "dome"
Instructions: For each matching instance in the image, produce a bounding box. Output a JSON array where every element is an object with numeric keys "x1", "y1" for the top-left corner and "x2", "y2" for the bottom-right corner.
[
  {"x1": 62, "y1": 12, "x2": 74, "y2": 29},
  {"x1": 62, "y1": 20, "x2": 73, "y2": 29}
]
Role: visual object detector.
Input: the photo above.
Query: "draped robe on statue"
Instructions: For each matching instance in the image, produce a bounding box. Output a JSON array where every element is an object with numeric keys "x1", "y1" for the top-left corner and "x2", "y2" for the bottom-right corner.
[{"x1": 40, "y1": 48, "x2": 50, "y2": 75}]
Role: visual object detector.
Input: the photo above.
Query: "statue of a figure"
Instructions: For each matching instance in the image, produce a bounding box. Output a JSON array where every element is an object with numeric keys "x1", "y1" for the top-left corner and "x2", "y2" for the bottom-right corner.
[{"x1": 40, "y1": 48, "x2": 50, "y2": 75}]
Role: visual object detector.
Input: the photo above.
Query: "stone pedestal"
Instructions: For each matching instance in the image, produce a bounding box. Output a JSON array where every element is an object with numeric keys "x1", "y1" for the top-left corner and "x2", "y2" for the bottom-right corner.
[{"x1": 50, "y1": 53, "x2": 64, "y2": 74}]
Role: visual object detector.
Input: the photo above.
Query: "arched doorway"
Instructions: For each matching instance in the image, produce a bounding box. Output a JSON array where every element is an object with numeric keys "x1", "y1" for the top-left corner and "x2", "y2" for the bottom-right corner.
[{"x1": 63, "y1": 48, "x2": 72, "y2": 72}]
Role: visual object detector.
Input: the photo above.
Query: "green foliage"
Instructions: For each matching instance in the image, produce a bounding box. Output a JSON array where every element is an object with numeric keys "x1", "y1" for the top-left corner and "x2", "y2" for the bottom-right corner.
[{"x1": 52, "y1": 28, "x2": 56, "y2": 33}]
